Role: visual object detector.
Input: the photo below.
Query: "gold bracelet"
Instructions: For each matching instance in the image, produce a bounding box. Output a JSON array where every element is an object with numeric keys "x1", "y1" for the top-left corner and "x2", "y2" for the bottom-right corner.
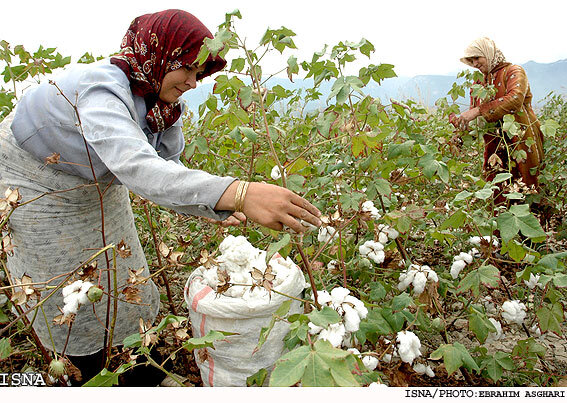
[{"x1": 234, "y1": 181, "x2": 249, "y2": 212}]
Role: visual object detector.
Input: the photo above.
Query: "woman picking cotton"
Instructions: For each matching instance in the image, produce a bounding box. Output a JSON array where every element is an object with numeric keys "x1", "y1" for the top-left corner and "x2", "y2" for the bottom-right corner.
[
  {"x1": 0, "y1": 9, "x2": 320, "y2": 385},
  {"x1": 454, "y1": 37, "x2": 544, "y2": 205}
]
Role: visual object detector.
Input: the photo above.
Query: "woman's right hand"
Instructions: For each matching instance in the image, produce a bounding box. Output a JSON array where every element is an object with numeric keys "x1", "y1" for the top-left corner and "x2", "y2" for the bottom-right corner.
[{"x1": 215, "y1": 181, "x2": 322, "y2": 233}]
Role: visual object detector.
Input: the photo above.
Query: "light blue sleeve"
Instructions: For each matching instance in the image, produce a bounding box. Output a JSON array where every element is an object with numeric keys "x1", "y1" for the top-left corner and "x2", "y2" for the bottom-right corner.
[{"x1": 76, "y1": 82, "x2": 235, "y2": 220}]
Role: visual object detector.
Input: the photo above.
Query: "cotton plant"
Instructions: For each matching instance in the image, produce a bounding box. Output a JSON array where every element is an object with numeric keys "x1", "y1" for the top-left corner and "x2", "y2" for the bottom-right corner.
[
  {"x1": 201, "y1": 235, "x2": 300, "y2": 299},
  {"x1": 398, "y1": 264, "x2": 439, "y2": 295},
  {"x1": 501, "y1": 300, "x2": 527, "y2": 325},
  {"x1": 308, "y1": 287, "x2": 368, "y2": 348}
]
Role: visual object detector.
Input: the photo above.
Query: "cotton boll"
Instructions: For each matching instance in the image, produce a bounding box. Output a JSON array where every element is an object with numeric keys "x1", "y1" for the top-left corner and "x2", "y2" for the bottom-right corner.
[
  {"x1": 458, "y1": 252, "x2": 473, "y2": 264},
  {"x1": 368, "y1": 382, "x2": 388, "y2": 388},
  {"x1": 319, "y1": 323, "x2": 346, "y2": 348},
  {"x1": 368, "y1": 250, "x2": 385, "y2": 265},
  {"x1": 343, "y1": 304, "x2": 361, "y2": 332},
  {"x1": 318, "y1": 226, "x2": 338, "y2": 244},
  {"x1": 382, "y1": 353, "x2": 392, "y2": 363},
  {"x1": 347, "y1": 348, "x2": 361, "y2": 356},
  {"x1": 62, "y1": 280, "x2": 83, "y2": 298},
  {"x1": 524, "y1": 273, "x2": 541, "y2": 290},
  {"x1": 398, "y1": 270, "x2": 416, "y2": 291},
  {"x1": 501, "y1": 300, "x2": 527, "y2": 325},
  {"x1": 385, "y1": 227, "x2": 399, "y2": 240},
  {"x1": 316, "y1": 290, "x2": 332, "y2": 305},
  {"x1": 413, "y1": 364, "x2": 435, "y2": 378},
  {"x1": 469, "y1": 236, "x2": 481, "y2": 246},
  {"x1": 486, "y1": 318, "x2": 503, "y2": 342},
  {"x1": 271, "y1": 165, "x2": 282, "y2": 180},
  {"x1": 308, "y1": 322, "x2": 324, "y2": 335},
  {"x1": 362, "y1": 355, "x2": 379, "y2": 371},
  {"x1": 62, "y1": 294, "x2": 80, "y2": 316},
  {"x1": 412, "y1": 271, "x2": 428, "y2": 295},
  {"x1": 425, "y1": 268, "x2": 438, "y2": 283},
  {"x1": 330, "y1": 287, "x2": 350, "y2": 305},
  {"x1": 469, "y1": 248, "x2": 481, "y2": 258},
  {"x1": 450, "y1": 260, "x2": 467, "y2": 279},
  {"x1": 396, "y1": 331, "x2": 421, "y2": 365},
  {"x1": 344, "y1": 295, "x2": 368, "y2": 319},
  {"x1": 378, "y1": 232, "x2": 389, "y2": 245}
]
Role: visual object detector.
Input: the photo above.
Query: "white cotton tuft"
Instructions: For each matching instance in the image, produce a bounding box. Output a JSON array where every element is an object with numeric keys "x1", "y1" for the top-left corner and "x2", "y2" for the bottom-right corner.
[
  {"x1": 361, "y1": 201, "x2": 381, "y2": 220},
  {"x1": 412, "y1": 271, "x2": 428, "y2": 295},
  {"x1": 378, "y1": 232, "x2": 389, "y2": 245},
  {"x1": 486, "y1": 318, "x2": 503, "y2": 342},
  {"x1": 450, "y1": 260, "x2": 467, "y2": 279},
  {"x1": 318, "y1": 226, "x2": 338, "y2": 244},
  {"x1": 318, "y1": 322, "x2": 346, "y2": 348},
  {"x1": 362, "y1": 355, "x2": 379, "y2": 371},
  {"x1": 501, "y1": 300, "x2": 527, "y2": 325},
  {"x1": 316, "y1": 290, "x2": 333, "y2": 305},
  {"x1": 344, "y1": 295, "x2": 368, "y2": 319},
  {"x1": 396, "y1": 331, "x2": 422, "y2": 364},
  {"x1": 524, "y1": 273, "x2": 541, "y2": 290},
  {"x1": 343, "y1": 304, "x2": 361, "y2": 332},
  {"x1": 330, "y1": 287, "x2": 350, "y2": 305},
  {"x1": 271, "y1": 165, "x2": 282, "y2": 180},
  {"x1": 308, "y1": 322, "x2": 324, "y2": 335}
]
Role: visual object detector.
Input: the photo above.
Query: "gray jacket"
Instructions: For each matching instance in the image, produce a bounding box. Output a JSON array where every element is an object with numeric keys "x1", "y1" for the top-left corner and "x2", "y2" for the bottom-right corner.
[{"x1": 10, "y1": 59, "x2": 234, "y2": 220}]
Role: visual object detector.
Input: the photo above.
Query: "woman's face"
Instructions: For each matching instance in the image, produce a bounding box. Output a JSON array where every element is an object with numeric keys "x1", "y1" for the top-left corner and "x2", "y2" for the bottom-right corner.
[
  {"x1": 468, "y1": 56, "x2": 489, "y2": 75},
  {"x1": 159, "y1": 64, "x2": 206, "y2": 103}
]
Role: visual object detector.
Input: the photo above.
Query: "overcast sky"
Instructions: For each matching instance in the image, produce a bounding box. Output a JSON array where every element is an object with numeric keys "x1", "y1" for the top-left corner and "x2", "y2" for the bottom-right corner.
[{"x1": 2, "y1": 0, "x2": 566, "y2": 78}]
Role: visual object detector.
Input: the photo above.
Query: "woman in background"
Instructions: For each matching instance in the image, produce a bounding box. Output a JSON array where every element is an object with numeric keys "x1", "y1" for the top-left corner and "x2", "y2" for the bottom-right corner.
[{"x1": 455, "y1": 37, "x2": 544, "y2": 204}]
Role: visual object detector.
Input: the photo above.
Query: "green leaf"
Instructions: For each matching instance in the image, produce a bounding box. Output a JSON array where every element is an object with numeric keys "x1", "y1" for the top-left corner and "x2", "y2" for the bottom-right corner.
[
  {"x1": 440, "y1": 210, "x2": 466, "y2": 230},
  {"x1": 497, "y1": 204, "x2": 547, "y2": 243},
  {"x1": 536, "y1": 303, "x2": 563, "y2": 335},
  {"x1": 458, "y1": 265, "x2": 500, "y2": 297},
  {"x1": 182, "y1": 330, "x2": 234, "y2": 352},
  {"x1": 154, "y1": 314, "x2": 187, "y2": 333},
  {"x1": 269, "y1": 345, "x2": 310, "y2": 386},
  {"x1": 0, "y1": 337, "x2": 12, "y2": 360},
  {"x1": 391, "y1": 292, "x2": 412, "y2": 312},
  {"x1": 254, "y1": 300, "x2": 292, "y2": 354},
  {"x1": 454, "y1": 190, "x2": 473, "y2": 202},
  {"x1": 266, "y1": 233, "x2": 291, "y2": 263},
  {"x1": 122, "y1": 333, "x2": 142, "y2": 349},
  {"x1": 82, "y1": 363, "x2": 133, "y2": 387},
  {"x1": 430, "y1": 342, "x2": 479, "y2": 375},
  {"x1": 369, "y1": 282, "x2": 386, "y2": 301},
  {"x1": 468, "y1": 310, "x2": 494, "y2": 344},
  {"x1": 482, "y1": 351, "x2": 514, "y2": 382},
  {"x1": 246, "y1": 368, "x2": 268, "y2": 386},
  {"x1": 307, "y1": 306, "x2": 341, "y2": 328},
  {"x1": 373, "y1": 178, "x2": 391, "y2": 197}
]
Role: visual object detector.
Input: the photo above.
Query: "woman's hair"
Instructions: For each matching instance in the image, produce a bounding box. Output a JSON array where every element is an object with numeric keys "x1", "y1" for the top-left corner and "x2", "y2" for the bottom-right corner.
[{"x1": 111, "y1": 9, "x2": 226, "y2": 132}]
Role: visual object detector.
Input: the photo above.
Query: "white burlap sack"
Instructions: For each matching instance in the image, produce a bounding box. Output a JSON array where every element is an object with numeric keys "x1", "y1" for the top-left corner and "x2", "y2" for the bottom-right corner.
[{"x1": 184, "y1": 261, "x2": 306, "y2": 387}]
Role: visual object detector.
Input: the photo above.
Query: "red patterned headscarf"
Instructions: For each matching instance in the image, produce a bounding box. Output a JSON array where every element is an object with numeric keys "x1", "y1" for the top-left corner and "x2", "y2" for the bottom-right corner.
[{"x1": 111, "y1": 9, "x2": 226, "y2": 133}]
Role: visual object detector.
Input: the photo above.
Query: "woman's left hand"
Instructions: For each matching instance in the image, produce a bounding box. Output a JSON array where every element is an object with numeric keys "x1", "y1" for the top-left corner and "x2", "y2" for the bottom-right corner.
[{"x1": 456, "y1": 107, "x2": 480, "y2": 130}]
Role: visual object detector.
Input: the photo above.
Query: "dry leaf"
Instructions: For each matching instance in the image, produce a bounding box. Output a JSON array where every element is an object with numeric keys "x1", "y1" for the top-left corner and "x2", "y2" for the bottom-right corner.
[
  {"x1": 45, "y1": 153, "x2": 61, "y2": 165},
  {"x1": 158, "y1": 242, "x2": 171, "y2": 258},
  {"x1": 175, "y1": 328, "x2": 189, "y2": 340},
  {"x1": 116, "y1": 239, "x2": 132, "y2": 258},
  {"x1": 128, "y1": 267, "x2": 147, "y2": 285},
  {"x1": 10, "y1": 274, "x2": 36, "y2": 306},
  {"x1": 487, "y1": 153, "x2": 503, "y2": 168},
  {"x1": 216, "y1": 269, "x2": 231, "y2": 294},
  {"x1": 199, "y1": 249, "x2": 217, "y2": 269},
  {"x1": 197, "y1": 348, "x2": 209, "y2": 364},
  {"x1": 139, "y1": 318, "x2": 158, "y2": 347},
  {"x1": 168, "y1": 251, "x2": 184, "y2": 264},
  {"x1": 2, "y1": 234, "x2": 15, "y2": 256},
  {"x1": 123, "y1": 285, "x2": 142, "y2": 304}
]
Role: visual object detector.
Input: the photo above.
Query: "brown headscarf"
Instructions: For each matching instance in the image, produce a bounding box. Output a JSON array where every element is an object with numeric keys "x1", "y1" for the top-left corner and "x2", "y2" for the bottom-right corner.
[
  {"x1": 111, "y1": 9, "x2": 226, "y2": 133},
  {"x1": 460, "y1": 37, "x2": 506, "y2": 74}
]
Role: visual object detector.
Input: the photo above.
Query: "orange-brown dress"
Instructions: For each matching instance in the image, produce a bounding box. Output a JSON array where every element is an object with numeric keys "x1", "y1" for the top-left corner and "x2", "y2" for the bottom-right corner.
[{"x1": 471, "y1": 62, "x2": 544, "y2": 188}]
